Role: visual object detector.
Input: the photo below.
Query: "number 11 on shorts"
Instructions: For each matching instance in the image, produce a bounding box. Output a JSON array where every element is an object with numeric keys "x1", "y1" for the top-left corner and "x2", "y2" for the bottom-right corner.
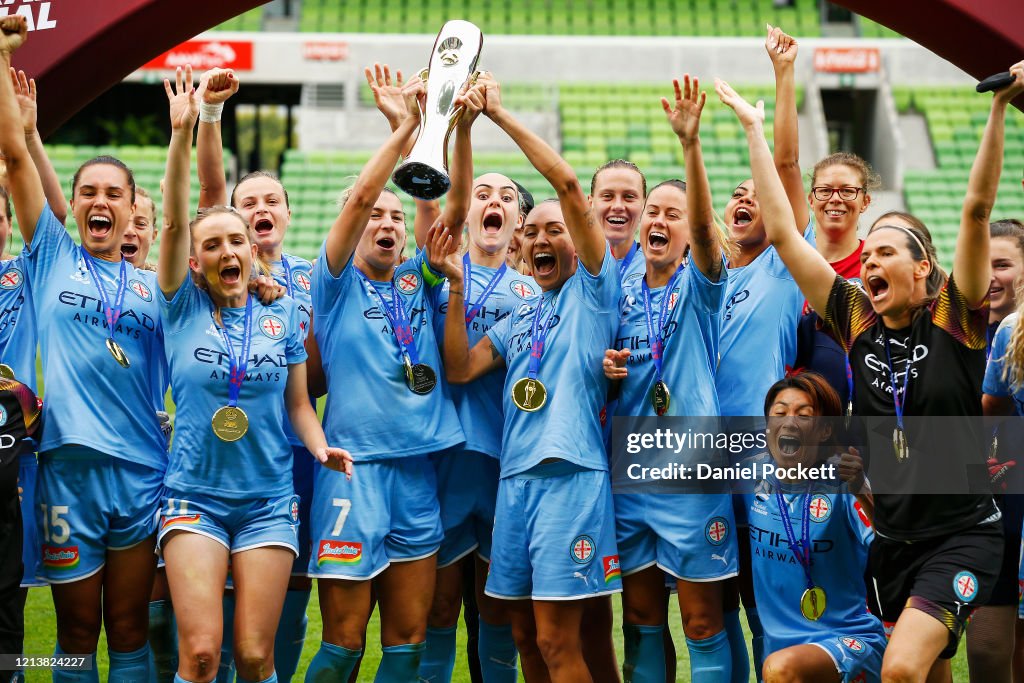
[{"x1": 331, "y1": 498, "x2": 351, "y2": 536}]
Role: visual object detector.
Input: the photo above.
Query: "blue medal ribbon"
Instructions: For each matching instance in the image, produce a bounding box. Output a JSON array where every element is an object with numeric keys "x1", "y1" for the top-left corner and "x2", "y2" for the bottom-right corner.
[
  {"x1": 881, "y1": 330, "x2": 912, "y2": 431},
  {"x1": 618, "y1": 241, "x2": 639, "y2": 282},
  {"x1": 356, "y1": 268, "x2": 421, "y2": 365},
  {"x1": 81, "y1": 248, "x2": 128, "y2": 344},
  {"x1": 527, "y1": 293, "x2": 558, "y2": 380},
  {"x1": 211, "y1": 295, "x2": 253, "y2": 408},
  {"x1": 774, "y1": 485, "x2": 815, "y2": 592},
  {"x1": 279, "y1": 258, "x2": 294, "y2": 298},
  {"x1": 462, "y1": 253, "x2": 507, "y2": 325},
  {"x1": 640, "y1": 263, "x2": 686, "y2": 384}
]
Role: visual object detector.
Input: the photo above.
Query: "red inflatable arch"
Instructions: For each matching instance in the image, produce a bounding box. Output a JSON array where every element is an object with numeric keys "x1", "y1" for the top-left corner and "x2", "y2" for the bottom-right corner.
[
  {"x1": 10, "y1": 0, "x2": 265, "y2": 138},
  {"x1": 837, "y1": 0, "x2": 1024, "y2": 110}
]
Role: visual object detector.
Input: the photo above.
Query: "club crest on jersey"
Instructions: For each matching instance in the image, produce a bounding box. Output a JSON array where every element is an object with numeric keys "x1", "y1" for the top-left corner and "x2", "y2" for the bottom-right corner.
[
  {"x1": 317, "y1": 540, "x2": 362, "y2": 566},
  {"x1": 0, "y1": 405, "x2": 7, "y2": 427},
  {"x1": 705, "y1": 517, "x2": 729, "y2": 545},
  {"x1": 289, "y1": 497, "x2": 300, "y2": 523},
  {"x1": 953, "y1": 570, "x2": 979, "y2": 602},
  {"x1": 571, "y1": 535, "x2": 595, "y2": 564},
  {"x1": 293, "y1": 270, "x2": 312, "y2": 292},
  {"x1": 128, "y1": 279, "x2": 153, "y2": 301},
  {"x1": 0, "y1": 267, "x2": 22, "y2": 290},
  {"x1": 396, "y1": 271, "x2": 420, "y2": 295},
  {"x1": 510, "y1": 280, "x2": 536, "y2": 300},
  {"x1": 259, "y1": 315, "x2": 286, "y2": 340},
  {"x1": 841, "y1": 636, "x2": 865, "y2": 653},
  {"x1": 809, "y1": 494, "x2": 832, "y2": 522},
  {"x1": 667, "y1": 289, "x2": 680, "y2": 310},
  {"x1": 603, "y1": 555, "x2": 621, "y2": 584},
  {"x1": 624, "y1": 272, "x2": 643, "y2": 286},
  {"x1": 42, "y1": 545, "x2": 80, "y2": 570}
]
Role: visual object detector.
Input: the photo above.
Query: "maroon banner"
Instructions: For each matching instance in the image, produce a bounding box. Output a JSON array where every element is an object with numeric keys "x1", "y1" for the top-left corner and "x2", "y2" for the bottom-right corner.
[{"x1": 8, "y1": 0, "x2": 267, "y2": 138}]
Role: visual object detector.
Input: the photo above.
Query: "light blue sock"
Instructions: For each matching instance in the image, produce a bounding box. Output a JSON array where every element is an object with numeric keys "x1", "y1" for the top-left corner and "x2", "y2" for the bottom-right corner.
[
  {"x1": 108, "y1": 644, "x2": 151, "y2": 683},
  {"x1": 686, "y1": 629, "x2": 732, "y2": 683},
  {"x1": 303, "y1": 642, "x2": 361, "y2": 683},
  {"x1": 273, "y1": 590, "x2": 310, "y2": 682},
  {"x1": 236, "y1": 671, "x2": 278, "y2": 683},
  {"x1": 622, "y1": 623, "x2": 665, "y2": 683},
  {"x1": 52, "y1": 643, "x2": 98, "y2": 683},
  {"x1": 374, "y1": 642, "x2": 425, "y2": 683},
  {"x1": 215, "y1": 593, "x2": 236, "y2": 683},
  {"x1": 478, "y1": 620, "x2": 518, "y2": 682},
  {"x1": 745, "y1": 607, "x2": 765, "y2": 683},
  {"x1": 418, "y1": 626, "x2": 457, "y2": 682},
  {"x1": 724, "y1": 609, "x2": 750, "y2": 683},
  {"x1": 148, "y1": 600, "x2": 178, "y2": 683}
]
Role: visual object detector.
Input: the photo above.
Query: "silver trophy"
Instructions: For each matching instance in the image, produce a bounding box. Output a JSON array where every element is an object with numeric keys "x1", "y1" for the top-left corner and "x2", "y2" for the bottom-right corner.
[{"x1": 392, "y1": 20, "x2": 483, "y2": 200}]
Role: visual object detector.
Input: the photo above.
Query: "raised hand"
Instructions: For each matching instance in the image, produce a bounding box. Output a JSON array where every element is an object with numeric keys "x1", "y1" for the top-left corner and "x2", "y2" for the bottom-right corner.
[
  {"x1": 365, "y1": 63, "x2": 409, "y2": 127},
  {"x1": 0, "y1": 15, "x2": 26, "y2": 55},
  {"x1": 424, "y1": 221, "x2": 462, "y2": 282},
  {"x1": 400, "y1": 74, "x2": 425, "y2": 124},
  {"x1": 765, "y1": 24, "x2": 798, "y2": 66},
  {"x1": 200, "y1": 67, "x2": 239, "y2": 105},
  {"x1": 603, "y1": 348, "x2": 631, "y2": 381},
  {"x1": 662, "y1": 74, "x2": 705, "y2": 145},
  {"x1": 715, "y1": 78, "x2": 765, "y2": 129},
  {"x1": 475, "y1": 72, "x2": 504, "y2": 118},
  {"x1": 9, "y1": 68, "x2": 36, "y2": 134},
  {"x1": 994, "y1": 60, "x2": 1024, "y2": 105},
  {"x1": 456, "y1": 82, "x2": 486, "y2": 129},
  {"x1": 164, "y1": 65, "x2": 204, "y2": 132},
  {"x1": 315, "y1": 446, "x2": 354, "y2": 478}
]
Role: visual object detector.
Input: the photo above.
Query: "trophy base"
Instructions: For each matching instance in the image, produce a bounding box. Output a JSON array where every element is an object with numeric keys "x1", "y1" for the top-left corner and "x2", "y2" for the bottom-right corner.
[{"x1": 393, "y1": 161, "x2": 452, "y2": 201}]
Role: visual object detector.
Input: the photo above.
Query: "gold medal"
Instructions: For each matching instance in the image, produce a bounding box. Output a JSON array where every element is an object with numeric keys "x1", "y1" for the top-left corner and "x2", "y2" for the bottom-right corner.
[
  {"x1": 0, "y1": 363, "x2": 15, "y2": 380},
  {"x1": 404, "y1": 359, "x2": 437, "y2": 395},
  {"x1": 651, "y1": 380, "x2": 671, "y2": 416},
  {"x1": 512, "y1": 377, "x2": 547, "y2": 412},
  {"x1": 800, "y1": 586, "x2": 827, "y2": 621},
  {"x1": 893, "y1": 425, "x2": 909, "y2": 463},
  {"x1": 212, "y1": 405, "x2": 249, "y2": 442},
  {"x1": 106, "y1": 338, "x2": 131, "y2": 369}
]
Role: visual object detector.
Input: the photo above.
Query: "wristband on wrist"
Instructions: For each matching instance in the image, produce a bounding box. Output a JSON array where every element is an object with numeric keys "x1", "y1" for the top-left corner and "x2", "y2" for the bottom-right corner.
[{"x1": 199, "y1": 101, "x2": 224, "y2": 123}]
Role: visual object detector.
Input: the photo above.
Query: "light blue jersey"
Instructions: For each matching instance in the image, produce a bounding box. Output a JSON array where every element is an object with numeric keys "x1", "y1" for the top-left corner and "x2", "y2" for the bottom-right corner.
[
  {"x1": 486, "y1": 245, "x2": 620, "y2": 477},
  {"x1": 743, "y1": 457, "x2": 885, "y2": 658},
  {"x1": 25, "y1": 205, "x2": 166, "y2": 467},
  {"x1": 984, "y1": 313, "x2": 1024, "y2": 414},
  {"x1": 270, "y1": 253, "x2": 313, "y2": 447},
  {"x1": 0, "y1": 253, "x2": 37, "y2": 392},
  {"x1": 432, "y1": 262, "x2": 539, "y2": 458},
  {"x1": 614, "y1": 259, "x2": 726, "y2": 418},
  {"x1": 717, "y1": 223, "x2": 815, "y2": 417},
  {"x1": 312, "y1": 246, "x2": 464, "y2": 460},
  {"x1": 160, "y1": 280, "x2": 306, "y2": 497},
  {"x1": 618, "y1": 241, "x2": 647, "y2": 290}
]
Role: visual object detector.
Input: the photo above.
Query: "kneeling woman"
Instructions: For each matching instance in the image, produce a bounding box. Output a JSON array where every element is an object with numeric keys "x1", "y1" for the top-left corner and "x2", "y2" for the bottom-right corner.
[
  {"x1": 156, "y1": 68, "x2": 352, "y2": 683},
  {"x1": 749, "y1": 373, "x2": 883, "y2": 682}
]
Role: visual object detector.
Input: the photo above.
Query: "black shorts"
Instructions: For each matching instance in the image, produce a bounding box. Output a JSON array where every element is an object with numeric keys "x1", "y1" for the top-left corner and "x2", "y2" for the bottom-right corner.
[
  {"x1": 989, "y1": 501, "x2": 1024, "y2": 606},
  {"x1": 869, "y1": 521, "x2": 1003, "y2": 659}
]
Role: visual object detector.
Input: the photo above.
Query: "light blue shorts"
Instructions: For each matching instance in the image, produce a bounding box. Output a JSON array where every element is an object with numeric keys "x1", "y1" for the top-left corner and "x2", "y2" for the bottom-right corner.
[
  {"x1": 807, "y1": 631, "x2": 886, "y2": 683},
  {"x1": 18, "y1": 453, "x2": 44, "y2": 588},
  {"x1": 432, "y1": 450, "x2": 499, "y2": 567},
  {"x1": 157, "y1": 489, "x2": 299, "y2": 556},
  {"x1": 486, "y1": 463, "x2": 622, "y2": 601},
  {"x1": 307, "y1": 456, "x2": 442, "y2": 580},
  {"x1": 615, "y1": 492, "x2": 738, "y2": 581},
  {"x1": 36, "y1": 446, "x2": 163, "y2": 583}
]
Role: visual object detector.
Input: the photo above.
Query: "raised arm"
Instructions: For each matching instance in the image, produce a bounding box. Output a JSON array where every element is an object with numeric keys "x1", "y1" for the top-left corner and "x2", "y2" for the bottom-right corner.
[
  {"x1": 717, "y1": 79, "x2": 834, "y2": 314},
  {"x1": 158, "y1": 66, "x2": 203, "y2": 297},
  {"x1": 10, "y1": 68, "x2": 67, "y2": 223},
  {"x1": 0, "y1": 17, "x2": 44, "y2": 244},
  {"x1": 286, "y1": 361, "x2": 353, "y2": 476},
  {"x1": 480, "y1": 74, "x2": 604, "y2": 274},
  {"x1": 323, "y1": 76, "x2": 421, "y2": 277},
  {"x1": 663, "y1": 75, "x2": 722, "y2": 280},
  {"x1": 956, "y1": 61, "x2": 1024, "y2": 306},
  {"x1": 196, "y1": 68, "x2": 238, "y2": 209},
  {"x1": 766, "y1": 24, "x2": 808, "y2": 229},
  {"x1": 437, "y1": 83, "x2": 485, "y2": 239},
  {"x1": 425, "y1": 223, "x2": 504, "y2": 383}
]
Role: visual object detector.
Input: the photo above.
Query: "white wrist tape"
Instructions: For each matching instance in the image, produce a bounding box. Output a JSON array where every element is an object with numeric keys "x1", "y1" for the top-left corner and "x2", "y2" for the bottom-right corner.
[{"x1": 199, "y1": 101, "x2": 224, "y2": 123}]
